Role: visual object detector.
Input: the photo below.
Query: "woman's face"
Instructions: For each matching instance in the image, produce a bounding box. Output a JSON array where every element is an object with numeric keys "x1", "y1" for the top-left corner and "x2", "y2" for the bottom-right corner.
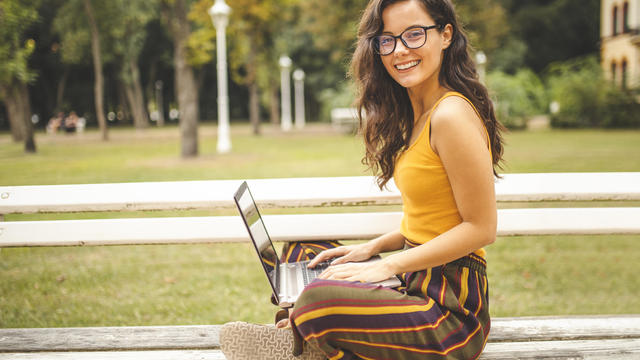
[{"x1": 379, "y1": 0, "x2": 451, "y2": 91}]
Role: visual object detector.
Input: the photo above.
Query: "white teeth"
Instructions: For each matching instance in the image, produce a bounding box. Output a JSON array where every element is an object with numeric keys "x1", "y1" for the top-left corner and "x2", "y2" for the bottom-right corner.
[{"x1": 395, "y1": 60, "x2": 420, "y2": 70}]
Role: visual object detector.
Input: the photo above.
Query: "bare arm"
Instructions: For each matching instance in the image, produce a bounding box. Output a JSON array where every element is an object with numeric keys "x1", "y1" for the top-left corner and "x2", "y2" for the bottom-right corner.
[
  {"x1": 307, "y1": 229, "x2": 405, "y2": 268},
  {"x1": 320, "y1": 97, "x2": 496, "y2": 282}
]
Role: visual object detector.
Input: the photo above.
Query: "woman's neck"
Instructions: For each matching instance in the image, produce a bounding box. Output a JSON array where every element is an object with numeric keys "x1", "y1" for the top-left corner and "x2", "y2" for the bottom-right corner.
[{"x1": 407, "y1": 78, "x2": 449, "y2": 122}]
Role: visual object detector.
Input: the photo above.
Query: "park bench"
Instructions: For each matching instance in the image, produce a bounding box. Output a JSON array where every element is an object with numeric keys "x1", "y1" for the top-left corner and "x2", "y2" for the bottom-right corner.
[{"x1": 1, "y1": 172, "x2": 640, "y2": 359}]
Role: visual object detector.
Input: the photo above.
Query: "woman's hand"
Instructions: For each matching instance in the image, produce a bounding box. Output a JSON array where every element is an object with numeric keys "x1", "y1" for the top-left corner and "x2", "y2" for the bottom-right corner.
[
  {"x1": 307, "y1": 242, "x2": 376, "y2": 269},
  {"x1": 318, "y1": 259, "x2": 396, "y2": 283}
]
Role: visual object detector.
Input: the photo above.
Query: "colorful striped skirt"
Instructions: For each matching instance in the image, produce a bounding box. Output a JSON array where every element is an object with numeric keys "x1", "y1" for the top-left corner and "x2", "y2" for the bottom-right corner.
[{"x1": 281, "y1": 241, "x2": 490, "y2": 360}]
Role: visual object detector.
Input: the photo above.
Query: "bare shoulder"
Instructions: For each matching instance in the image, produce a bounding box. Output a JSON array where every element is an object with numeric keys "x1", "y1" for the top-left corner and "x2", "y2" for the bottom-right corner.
[
  {"x1": 429, "y1": 95, "x2": 489, "y2": 152},
  {"x1": 431, "y1": 95, "x2": 482, "y2": 129}
]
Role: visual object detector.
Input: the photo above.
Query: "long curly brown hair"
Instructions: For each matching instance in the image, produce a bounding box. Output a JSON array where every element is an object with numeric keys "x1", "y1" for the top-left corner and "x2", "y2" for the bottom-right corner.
[{"x1": 351, "y1": 0, "x2": 505, "y2": 189}]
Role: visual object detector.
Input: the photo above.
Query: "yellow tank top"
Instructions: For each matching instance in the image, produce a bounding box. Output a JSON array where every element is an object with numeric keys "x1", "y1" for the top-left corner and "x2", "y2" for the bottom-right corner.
[{"x1": 393, "y1": 92, "x2": 489, "y2": 259}]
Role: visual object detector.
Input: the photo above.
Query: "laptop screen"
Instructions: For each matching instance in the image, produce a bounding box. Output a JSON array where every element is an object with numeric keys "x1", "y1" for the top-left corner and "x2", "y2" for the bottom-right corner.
[{"x1": 234, "y1": 182, "x2": 280, "y2": 294}]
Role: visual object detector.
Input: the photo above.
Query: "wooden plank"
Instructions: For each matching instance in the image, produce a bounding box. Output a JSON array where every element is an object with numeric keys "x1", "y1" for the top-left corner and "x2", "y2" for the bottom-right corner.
[
  {"x1": 496, "y1": 207, "x2": 640, "y2": 236},
  {"x1": 495, "y1": 172, "x2": 640, "y2": 202},
  {"x1": 1, "y1": 208, "x2": 639, "y2": 247},
  {"x1": 481, "y1": 338, "x2": 640, "y2": 359},
  {"x1": 1, "y1": 316, "x2": 639, "y2": 352},
  {"x1": 490, "y1": 315, "x2": 640, "y2": 342},
  {"x1": 0, "y1": 177, "x2": 398, "y2": 214},
  {"x1": 1, "y1": 173, "x2": 639, "y2": 215},
  {"x1": 0, "y1": 350, "x2": 226, "y2": 360},
  {"x1": 3, "y1": 340, "x2": 640, "y2": 360},
  {"x1": 2, "y1": 340, "x2": 640, "y2": 360},
  {"x1": 0, "y1": 212, "x2": 400, "y2": 247},
  {"x1": 0, "y1": 325, "x2": 221, "y2": 352}
]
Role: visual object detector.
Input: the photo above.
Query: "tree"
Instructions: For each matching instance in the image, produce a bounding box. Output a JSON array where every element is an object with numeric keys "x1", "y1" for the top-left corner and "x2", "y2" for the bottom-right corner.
[
  {"x1": 83, "y1": 0, "x2": 108, "y2": 140},
  {"x1": 163, "y1": 0, "x2": 199, "y2": 157},
  {"x1": 0, "y1": 0, "x2": 39, "y2": 152},
  {"x1": 108, "y1": 0, "x2": 159, "y2": 129},
  {"x1": 54, "y1": 0, "x2": 109, "y2": 140},
  {"x1": 500, "y1": 0, "x2": 600, "y2": 73}
]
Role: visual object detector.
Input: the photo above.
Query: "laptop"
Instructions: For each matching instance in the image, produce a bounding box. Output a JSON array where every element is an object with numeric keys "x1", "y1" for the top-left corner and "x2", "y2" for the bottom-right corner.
[{"x1": 233, "y1": 181, "x2": 402, "y2": 308}]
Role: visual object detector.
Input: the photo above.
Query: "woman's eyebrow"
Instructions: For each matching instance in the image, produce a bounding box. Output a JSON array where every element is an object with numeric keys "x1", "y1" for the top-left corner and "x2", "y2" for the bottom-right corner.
[{"x1": 381, "y1": 24, "x2": 426, "y2": 35}]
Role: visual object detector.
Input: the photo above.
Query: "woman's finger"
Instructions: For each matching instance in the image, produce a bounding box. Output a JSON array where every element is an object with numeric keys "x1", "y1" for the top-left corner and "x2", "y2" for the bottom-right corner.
[
  {"x1": 330, "y1": 255, "x2": 350, "y2": 265},
  {"x1": 308, "y1": 248, "x2": 341, "y2": 267}
]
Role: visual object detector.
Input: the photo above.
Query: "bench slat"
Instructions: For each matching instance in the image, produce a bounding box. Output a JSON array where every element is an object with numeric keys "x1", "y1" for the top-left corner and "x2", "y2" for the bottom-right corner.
[
  {"x1": 480, "y1": 338, "x2": 640, "y2": 359},
  {"x1": 3, "y1": 341, "x2": 640, "y2": 360},
  {"x1": 1, "y1": 208, "x2": 638, "y2": 247},
  {"x1": 3, "y1": 339, "x2": 640, "y2": 360},
  {"x1": 0, "y1": 326, "x2": 221, "y2": 352},
  {"x1": 0, "y1": 350, "x2": 226, "y2": 360},
  {"x1": 1, "y1": 316, "x2": 638, "y2": 352},
  {"x1": 1, "y1": 173, "x2": 639, "y2": 214},
  {"x1": 0, "y1": 177, "x2": 396, "y2": 214},
  {"x1": 489, "y1": 315, "x2": 640, "y2": 342}
]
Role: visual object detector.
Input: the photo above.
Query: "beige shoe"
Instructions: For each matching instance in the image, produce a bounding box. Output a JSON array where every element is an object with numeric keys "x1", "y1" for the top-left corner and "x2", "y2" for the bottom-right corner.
[{"x1": 219, "y1": 321, "x2": 325, "y2": 360}]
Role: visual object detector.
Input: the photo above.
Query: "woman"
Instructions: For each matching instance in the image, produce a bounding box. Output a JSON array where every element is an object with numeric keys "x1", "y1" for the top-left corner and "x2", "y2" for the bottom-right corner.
[{"x1": 221, "y1": 0, "x2": 503, "y2": 358}]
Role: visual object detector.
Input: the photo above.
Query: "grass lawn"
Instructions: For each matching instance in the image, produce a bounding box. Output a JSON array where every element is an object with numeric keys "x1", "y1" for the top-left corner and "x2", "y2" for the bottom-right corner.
[{"x1": 1, "y1": 124, "x2": 639, "y2": 327}]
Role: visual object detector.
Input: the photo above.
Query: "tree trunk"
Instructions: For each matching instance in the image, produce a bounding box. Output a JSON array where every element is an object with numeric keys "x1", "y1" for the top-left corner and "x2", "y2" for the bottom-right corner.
[
  {"x1": 56, "y1": 67, "x2": 69, "y2": 112},
  {"x1": 249, "y1": 82, "x2": 260, "y2": 135},
  {"x1": 1, "y1": 82, "x2": 35, "y2": 152},
  {"x1": 270, "y1": 85, "x2": 280, "y2": 125},
  {"x1": 2, "y1": 84, "x2": 25, "y2": 142},
  {"x1": 170, "y1": 0, "x2": 199, "y2": 157},
  {"x1": 84, "y1": 0, "x2": 108, "y2": 141},
  {"x1": 126, "y1": 58, "x2": 149, "y2": 128},
  {"x1": 18, "y1": 82, "x2": 36, "y2": 153}
]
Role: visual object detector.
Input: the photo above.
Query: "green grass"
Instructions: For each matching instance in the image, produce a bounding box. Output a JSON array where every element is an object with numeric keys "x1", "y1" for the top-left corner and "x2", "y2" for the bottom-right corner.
[{"x1": 1, "y1": 124, "x2": 639, "y2": 327}]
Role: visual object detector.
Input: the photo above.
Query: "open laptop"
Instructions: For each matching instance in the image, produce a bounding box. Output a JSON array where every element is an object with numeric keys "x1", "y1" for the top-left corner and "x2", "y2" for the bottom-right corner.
[{"x1": 233, "y1": 181, "x2": 402, "y2": 308}]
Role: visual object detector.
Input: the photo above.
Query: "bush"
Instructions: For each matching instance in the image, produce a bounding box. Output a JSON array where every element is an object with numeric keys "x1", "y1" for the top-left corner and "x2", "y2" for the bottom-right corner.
[
  {"x1": 601, "y1": 87, "x2": 640, "y2": 128},
  {"x1": 546, "y1": 56, "x2": 640, "y2": 128},
  {"x1": 318, "y1": 81, "x2": 356, "y2": 123},
  {"x1": 487, "y1": 69, "x2": 548, "y2": 129}
]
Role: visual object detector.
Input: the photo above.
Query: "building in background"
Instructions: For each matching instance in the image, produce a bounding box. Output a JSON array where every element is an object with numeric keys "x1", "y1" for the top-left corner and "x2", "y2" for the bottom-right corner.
[{"x1": 601, "y1": 0, "x2": 639, "y2": 88}]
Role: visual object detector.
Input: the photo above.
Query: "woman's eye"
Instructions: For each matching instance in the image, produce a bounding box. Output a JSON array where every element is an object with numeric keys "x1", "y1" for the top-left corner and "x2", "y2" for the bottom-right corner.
[
  {"x1": 380, "y1": 37, "x2": 393, "y2": 46},
  {"x1": 405, "y1": 30, "x2": 424, "y2": 40}
]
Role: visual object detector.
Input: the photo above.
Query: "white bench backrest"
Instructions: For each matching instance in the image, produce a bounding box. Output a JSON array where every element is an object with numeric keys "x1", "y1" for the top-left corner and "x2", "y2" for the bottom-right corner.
[{"x1": 1, "y1": 173, "x2": 639, "y2": 215}]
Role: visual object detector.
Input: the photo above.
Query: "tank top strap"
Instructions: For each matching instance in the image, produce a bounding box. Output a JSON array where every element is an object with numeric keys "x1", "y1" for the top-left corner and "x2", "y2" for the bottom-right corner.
[{"x1": 426, "y1": 91, "x2": 492, "y2": 155}]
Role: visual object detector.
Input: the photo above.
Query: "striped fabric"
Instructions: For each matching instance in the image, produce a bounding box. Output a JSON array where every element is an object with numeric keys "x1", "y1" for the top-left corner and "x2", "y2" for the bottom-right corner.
[{"x1": 283, "y1": 242, "x2": 490, "y2": 360}]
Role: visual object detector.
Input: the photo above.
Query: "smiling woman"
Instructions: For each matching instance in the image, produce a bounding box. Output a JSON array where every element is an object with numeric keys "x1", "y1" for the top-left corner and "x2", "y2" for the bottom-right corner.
[{"x1": 219, "y1": 1, "x2": 505, "y2": 360}]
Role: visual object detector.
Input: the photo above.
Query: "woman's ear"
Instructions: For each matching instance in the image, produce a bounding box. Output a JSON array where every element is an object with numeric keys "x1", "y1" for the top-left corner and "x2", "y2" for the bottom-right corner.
[{"x1": 441, "y1": 24, "x2": 453, "y2": 50}]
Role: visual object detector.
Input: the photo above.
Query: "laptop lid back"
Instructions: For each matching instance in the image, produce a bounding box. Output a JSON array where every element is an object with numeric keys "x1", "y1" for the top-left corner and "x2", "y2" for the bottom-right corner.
[{"x1": 233, "y1": 181, "x2": 281, "y2": 303}]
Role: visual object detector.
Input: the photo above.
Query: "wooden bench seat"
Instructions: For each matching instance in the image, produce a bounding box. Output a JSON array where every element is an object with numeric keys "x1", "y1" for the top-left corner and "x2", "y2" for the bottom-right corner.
[{"x1": 1, "y1": 315, "x2": 639, "y2": 359}]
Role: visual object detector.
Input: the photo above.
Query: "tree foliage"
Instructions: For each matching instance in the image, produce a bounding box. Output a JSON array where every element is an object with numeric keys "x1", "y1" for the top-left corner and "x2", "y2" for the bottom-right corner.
[
  {"x1": 0, "y1": 0, "x2": 39, "y2": 85},
  {"x1": 0, "y1": 0, "x2": 39, "y2": 151}
]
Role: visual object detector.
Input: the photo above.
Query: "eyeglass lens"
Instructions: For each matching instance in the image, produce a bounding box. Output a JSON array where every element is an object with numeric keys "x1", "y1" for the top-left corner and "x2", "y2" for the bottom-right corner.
[{"x1": 376, "y1": 27, "x2": 427, "y2": 55}]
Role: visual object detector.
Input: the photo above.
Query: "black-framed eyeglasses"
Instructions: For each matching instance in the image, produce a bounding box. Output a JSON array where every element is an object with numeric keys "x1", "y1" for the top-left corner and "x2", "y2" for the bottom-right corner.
[{"x1": 373, "y1": 25, "x2": 441, "y2": 56}]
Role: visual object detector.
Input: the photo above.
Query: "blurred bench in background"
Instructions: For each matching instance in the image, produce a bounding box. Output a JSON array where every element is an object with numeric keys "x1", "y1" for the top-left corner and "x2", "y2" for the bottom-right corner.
[
  {"x1": 1, "y1": 172, "x2": 639, "y2": 359},
  {"x1": 330, "y1": 107, "x2": 359, "y2": 133}
]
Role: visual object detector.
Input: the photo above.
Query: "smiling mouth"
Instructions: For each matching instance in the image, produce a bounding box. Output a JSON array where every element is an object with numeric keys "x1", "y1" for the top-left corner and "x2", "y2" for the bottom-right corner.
[{"x1": 395, "y1": 60, "x2": 420, "y2": 71}]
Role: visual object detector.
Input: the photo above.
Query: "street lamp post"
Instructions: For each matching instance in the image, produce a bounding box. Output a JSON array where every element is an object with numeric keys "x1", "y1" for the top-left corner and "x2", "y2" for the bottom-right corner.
[
  {"x1": 475, "y1": 51, "x2": 487, "y2": 84},
  {"x1": 293, "y1": 69, "x2": 305, "y2": 129},
  {"x1": 279, "y1": 55, "x2": 292, "y2": 132},
  {"x1": 155, "y1": 80, "x2": 165, "y2": 127},
  {"x1": 209, "y1": 0, "x2": 232, "y2": 153}
]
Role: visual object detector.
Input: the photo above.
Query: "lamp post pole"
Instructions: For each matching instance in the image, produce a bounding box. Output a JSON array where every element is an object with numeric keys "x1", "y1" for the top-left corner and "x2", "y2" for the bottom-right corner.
[
  {"x1": 209, "y1": 0, "x2": 231, "y2": 153},
  {"x1": 279, "y1": 55, "x2": 292, "y2": 132},
  {"x1": 155, "y1": 80, "x2": 164, "y2": 127},
  {"x1": 293, "y1": 69, "x2": 305, "y2": 129},
  {"x1": 475, "y1": 51, "x2": 487, "y2": 84}
]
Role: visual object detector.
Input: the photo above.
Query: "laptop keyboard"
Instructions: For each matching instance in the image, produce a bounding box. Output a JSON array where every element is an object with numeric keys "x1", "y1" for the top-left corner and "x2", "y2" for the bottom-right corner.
[{"x1": 300, "y1": 260, "x2": 331, "y2": 286}]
